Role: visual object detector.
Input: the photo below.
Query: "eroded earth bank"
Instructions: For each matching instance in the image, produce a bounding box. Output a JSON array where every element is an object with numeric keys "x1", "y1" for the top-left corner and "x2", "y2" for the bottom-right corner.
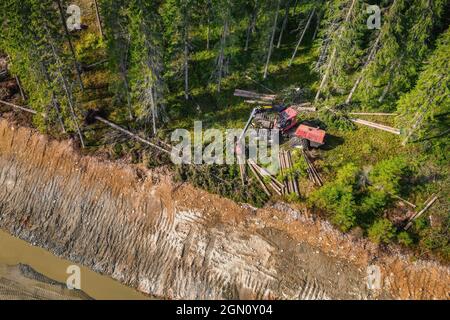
[{"x1": 0, "y1": 119, "x2": 448, "y2": 299}]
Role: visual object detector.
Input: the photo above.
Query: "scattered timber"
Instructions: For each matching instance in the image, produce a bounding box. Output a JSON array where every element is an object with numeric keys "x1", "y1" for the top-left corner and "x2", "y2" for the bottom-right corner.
[
  {"x1": 93, "y1": 116, "x2": 172, "y2": 155},
  {"x1": 0, "y1": 100, "x2": 176, "y2": 156},
  {"x1": 0, "y1": 100, "x2": 37, "y2": 115},
  {"x1": 244, "y1": 100, "x2": 273, "y2": 105},
  {"x1": 405, "y1": 195, "x2": 439, "y2": 230},
  {"x1": 234, "y1": 89, "x2": 277, "y2": 102},
  {"x1": 289, "y1": 8, "x2": 315, "y2": 66},
  {"x1": 248, "y1": 161, "x2": 271, "y2": 197},
  {"x1": 290, "y1": 103, "x2": 317, "y2": 112},
  {"x1": 15, "y1": 76, "x2": 26, "y2": 100},
  {"x1": 348, "y1": 112, "x2": 396, "y2": 116},
  {"x1": 279, "y1": 150, "x2": 300, "y2": 196},
  {"x1": 82, "y1": 59, "x2": 108, "y2": 71},
  {"x1": 389, "y1": 193, "x2": 416, "y2": 209},
  {"x1": 287, "y1": 151, "x2": 299, "y2": 195},
  {"x1": 351, "y1": 118, "x2": 401, "y2": 135},
  {"x1": 239, "y1": 163, "x2": 246, "y2": 186},
  {"x1": 302, "y1": 150, "x2": 323, "y2": 186},
  {"x1": 248, "y1": 159, "x2": 284, "y2": 195}
]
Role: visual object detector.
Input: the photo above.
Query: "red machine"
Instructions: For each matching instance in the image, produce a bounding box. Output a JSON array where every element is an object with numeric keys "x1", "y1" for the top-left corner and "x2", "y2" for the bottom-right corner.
[
  {"x1": 295, "y1": 124, "x2": 326, "y2": 149},
  {"x1": 239, "y1": 105, "x2": 326, "y2": 149}
]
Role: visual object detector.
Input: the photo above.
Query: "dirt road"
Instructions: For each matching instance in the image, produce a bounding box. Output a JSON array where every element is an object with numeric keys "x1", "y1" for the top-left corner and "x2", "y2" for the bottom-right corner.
[{"x1": 0, "y1": 119, "x2": 448, "y2": 299}]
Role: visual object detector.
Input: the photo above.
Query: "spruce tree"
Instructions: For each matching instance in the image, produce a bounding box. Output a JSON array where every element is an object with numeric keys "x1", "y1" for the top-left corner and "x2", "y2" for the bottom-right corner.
[
  {"x1": 397, "y1": 28, "x2": 449, "y2": 145},
  {"x1": 314, "y1": 0, "x2": 365, "y2": 101},
  {"x1": 359, "y1": 0, "x2": 447, "y2": 108},
  {"x1": 128, "y1": 0, "x2": 166, "y2": 135}
]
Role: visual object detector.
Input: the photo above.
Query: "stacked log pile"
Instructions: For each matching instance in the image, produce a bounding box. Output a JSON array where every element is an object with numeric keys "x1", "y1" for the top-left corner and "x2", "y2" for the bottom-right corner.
[
  {"x1": 302, "y1": 150, "x2": 323, "y2": 186},
  {"x1": 248, "y1": 159, "x2": 284, "y2": 196},
  {"x1": 279, "y1": 150, "x2": 300, "y2": 196}
]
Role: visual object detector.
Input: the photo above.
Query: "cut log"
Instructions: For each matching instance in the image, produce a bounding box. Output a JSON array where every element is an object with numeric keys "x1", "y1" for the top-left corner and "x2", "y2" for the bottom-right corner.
[
  {"x1": 248, "y1": 159, "x2": 283, "y2": 190},
  {"x1": 244, "y1": 100, "x2": 274, "y2": 105},
  {"x1": 94, "y1": 116, "x2": 171, "y2": 155},
  {"x1": 239, "y1": 163, "x2": 246, "y2": 186},
  {"x1": 290, "y1": 103, "x2": 317, "y2": 112},
  {"x1": 349, "y1": 112, "x2": 396, "y2": 116},
  {"x1": 234, "y1": 89, "x2": 277, "y2": 102},
  {"x1": 287, "y1": 150, "x2": 299, "y2": 195},
  {"x1": 248, "y1": 162, "x2": 271, "y2": 197},
  {"x1": 15, "y1": 76, "x2": 26, "y2": 100},
  {"x1": 388, "y1": 193, "x2": 416, "y2": 209},
  {"x1": 0, "y1": 100, "x2": 37, "y2": 114},
  {"x1": 0, "y1": 70, "x2": 8, "y2": 81},
  {"x1": 351, "y1": 118, "x2": 401, "y2": 135},
  {"x1": 263, "y1": 0, "x2": 281, "y2": 79},
  {"x1": 405, "y1": 196, "x2": 438, "y2": 230},
  {"x1": 93, "y1": 0, "x2": 104, "y2": 38},
  {"x1": 289, "y1": 9, "x2": 315, "y2": 66},
  {"x1": 302, "y1": 150, "x2": 323, "y2": 186}
]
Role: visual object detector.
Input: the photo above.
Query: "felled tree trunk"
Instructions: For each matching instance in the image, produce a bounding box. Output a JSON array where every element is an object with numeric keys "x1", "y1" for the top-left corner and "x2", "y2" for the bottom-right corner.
[
  {"x1": 263, "y1": 0, "x2": 281, "y2": 79},
  {"x1": 277, "y1": 0, "x2": 291, "y2": 48},
  {"x1": 289, "y1": 8, "x2": 315, "y2": 66}
]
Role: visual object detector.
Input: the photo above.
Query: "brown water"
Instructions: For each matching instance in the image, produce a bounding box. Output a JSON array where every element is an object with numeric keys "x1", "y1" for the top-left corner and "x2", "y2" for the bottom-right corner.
[{"x1": 0, "y1": 229, "x2": 149, "y2": 300}]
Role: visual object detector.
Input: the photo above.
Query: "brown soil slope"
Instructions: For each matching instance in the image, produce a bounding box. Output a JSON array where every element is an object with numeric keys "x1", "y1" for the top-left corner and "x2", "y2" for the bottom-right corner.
[{"x1": 0, "y1": 119, "x2": 448, "y2": 299}]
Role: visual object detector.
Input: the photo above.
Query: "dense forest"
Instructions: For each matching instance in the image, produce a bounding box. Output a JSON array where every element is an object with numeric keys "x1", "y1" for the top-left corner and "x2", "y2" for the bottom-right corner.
[{"x1": 0, "y1": 0, "x2": 448, "y2": 262}]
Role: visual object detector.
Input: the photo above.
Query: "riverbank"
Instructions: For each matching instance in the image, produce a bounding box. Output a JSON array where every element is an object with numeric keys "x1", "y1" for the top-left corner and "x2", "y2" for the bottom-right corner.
[{"x1": 0, "y1": 118, "x2": 448, "y2": 299}]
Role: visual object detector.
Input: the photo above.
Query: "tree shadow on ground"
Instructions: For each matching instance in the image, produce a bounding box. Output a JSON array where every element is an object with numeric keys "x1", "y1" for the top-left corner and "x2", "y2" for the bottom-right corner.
[{"x1": 321, "y1": 133, "x2": 345, "y2": 151}]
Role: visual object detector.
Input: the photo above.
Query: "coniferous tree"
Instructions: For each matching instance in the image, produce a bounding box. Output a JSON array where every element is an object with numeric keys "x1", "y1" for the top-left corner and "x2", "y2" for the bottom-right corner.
[
  {"x1": 359, "y1": 0, "x2": 447, "y2": 108},
  {"x1": 314, "y1": 0, "x2": 364, "y2": 101},
  {"x1": 262, "y1": 0, "x2": 281, "y2": 79},
  {"x1": 0, "y1": 0, "x2": 85, "y2": 144},
  {"x1": 244, "y1": 0, "x2": 259, "y2": 51},
  {"x1": 210, "y1": 0, "x2": 237, "y2": 92},
  {"x1": 161, "y1": 0, "x2": 192, "y2": 100},
  {"x1": 397, "y1": 28, "x2": 449, "y2": 145},
  {"x1": 128, "y1": 0, "x2": 166, "y2": 134},
  {"x1": 100, "y1": 0, "x2": 133, "y2": 120}
]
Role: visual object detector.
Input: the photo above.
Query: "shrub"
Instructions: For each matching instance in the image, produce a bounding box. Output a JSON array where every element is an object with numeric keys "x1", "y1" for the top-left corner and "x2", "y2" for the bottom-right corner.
[
  {"x1": 318, "y1": 107, "x2": 356, "y2": 131},
  {"x1": 359, "y1": 188, "x2": 389, "y2": 221},
  {"x1": 397, "y1": 231, "x2": 414, "y2": 246},
  {"x1": 369, "y1": 157, "x2": 408, "y2": 194},
  {"x1": 368, "y1": 218, "x2": 396, "y2": 244},
  {"x1": 309, "y1": 164, "x2": 360, "y2": 232}
]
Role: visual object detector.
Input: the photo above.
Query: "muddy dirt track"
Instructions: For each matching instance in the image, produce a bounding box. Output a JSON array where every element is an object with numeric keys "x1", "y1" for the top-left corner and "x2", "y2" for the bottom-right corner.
[{"x1": 0, "y1": 119, "x2": 448, "y2": 299}]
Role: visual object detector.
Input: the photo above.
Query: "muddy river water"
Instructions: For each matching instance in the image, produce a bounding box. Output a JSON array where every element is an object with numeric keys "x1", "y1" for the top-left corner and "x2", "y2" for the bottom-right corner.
[{"x1": 0, "y1": 229, "x2": 149, "y2": 300}]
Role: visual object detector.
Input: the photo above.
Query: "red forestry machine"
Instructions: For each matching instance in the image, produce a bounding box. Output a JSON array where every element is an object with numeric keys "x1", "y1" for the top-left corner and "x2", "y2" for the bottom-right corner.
[{"x1": 234, "y1": 89, "x2": 326, "y2": 149}]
